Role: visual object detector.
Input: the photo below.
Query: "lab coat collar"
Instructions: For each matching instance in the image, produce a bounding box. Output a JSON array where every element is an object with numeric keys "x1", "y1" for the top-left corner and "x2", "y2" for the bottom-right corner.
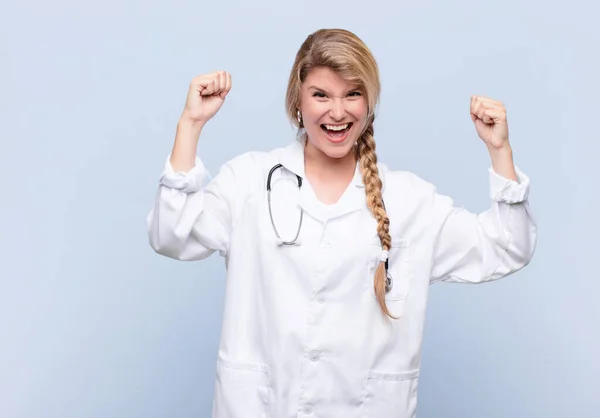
[
  {"x1": 278, "y1": 139, "x2": 366, "y2": 189},
  {"x1": 277, "y1": 140, "x2": 371, "y2": 223}
]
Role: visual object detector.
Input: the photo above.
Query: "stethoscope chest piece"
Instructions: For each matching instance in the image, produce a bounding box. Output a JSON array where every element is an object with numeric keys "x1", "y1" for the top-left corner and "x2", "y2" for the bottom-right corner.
[
  {"x1": 384, "y1": 259, "x2": 393, "y2": 293},
  {"x1": 385, "y1": 271, "x2": 393, "y2": 293}
]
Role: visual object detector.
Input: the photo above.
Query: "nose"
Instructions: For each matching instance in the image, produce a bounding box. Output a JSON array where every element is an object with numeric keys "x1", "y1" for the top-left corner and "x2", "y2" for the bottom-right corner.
[{"x1": 328, "y1": 99, "x2": 346, "y2": 121}]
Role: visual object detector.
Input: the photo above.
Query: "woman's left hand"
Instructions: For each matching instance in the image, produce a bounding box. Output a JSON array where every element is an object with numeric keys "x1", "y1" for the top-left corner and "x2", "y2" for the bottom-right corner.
[{"x1": 470, "y1": 96, "x2": 509, "y2": 149}]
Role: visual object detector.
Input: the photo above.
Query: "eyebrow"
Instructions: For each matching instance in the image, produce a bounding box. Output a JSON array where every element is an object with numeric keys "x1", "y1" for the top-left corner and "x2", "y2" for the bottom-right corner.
[{"x1": 307, "y1": 85, "x2": 360, "y2": 94}]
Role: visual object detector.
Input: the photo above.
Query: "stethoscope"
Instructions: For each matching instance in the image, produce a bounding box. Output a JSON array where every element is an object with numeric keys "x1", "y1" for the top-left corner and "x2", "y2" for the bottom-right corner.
[
  {"x1": 267, "y1": 163, "x2": 304, "y2": 246},
  {"x1": 266, "y1": 163, "x2": 393, "y2": 293}
]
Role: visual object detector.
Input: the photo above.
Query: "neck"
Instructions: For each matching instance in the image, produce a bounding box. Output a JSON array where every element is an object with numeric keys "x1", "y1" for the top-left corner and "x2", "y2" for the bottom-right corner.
[{"x1": 303, "y1": 139, "x2": 357, "y2": 181}]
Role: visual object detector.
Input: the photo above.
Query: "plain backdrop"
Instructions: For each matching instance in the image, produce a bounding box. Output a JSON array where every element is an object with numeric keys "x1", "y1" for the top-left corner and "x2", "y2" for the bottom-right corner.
[{"x1": 1, "y1": 0, "x2": 599, "y2": 417}]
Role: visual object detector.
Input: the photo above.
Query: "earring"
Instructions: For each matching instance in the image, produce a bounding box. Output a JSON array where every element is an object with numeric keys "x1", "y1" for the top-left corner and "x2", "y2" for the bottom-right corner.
[{"x1": 297, "y1": 109, "x2": 302, "y2": 126}]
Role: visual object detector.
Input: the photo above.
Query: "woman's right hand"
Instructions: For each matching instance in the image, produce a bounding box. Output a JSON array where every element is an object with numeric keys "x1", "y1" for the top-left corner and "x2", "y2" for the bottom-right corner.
[{"x1": 181, "y1": 71, "x2": 232, "y2": 124}]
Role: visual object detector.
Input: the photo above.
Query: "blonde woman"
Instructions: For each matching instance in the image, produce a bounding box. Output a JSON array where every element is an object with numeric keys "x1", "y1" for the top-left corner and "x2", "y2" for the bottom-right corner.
[{"x1": 147, "y1": 29, "x2": 536, "y2": 418}]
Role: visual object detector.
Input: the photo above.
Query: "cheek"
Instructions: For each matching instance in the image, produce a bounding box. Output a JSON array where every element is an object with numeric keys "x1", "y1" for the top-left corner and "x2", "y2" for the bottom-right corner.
[
  {"x1": 302, "y1": 103, "x2": 327, "y2": 124},
  {"x1": 347, "y1": 100, "x2": 368, "y2": 121},
  {"x1": 302, "y1": 110, "x2": 324, "y2": 138}
]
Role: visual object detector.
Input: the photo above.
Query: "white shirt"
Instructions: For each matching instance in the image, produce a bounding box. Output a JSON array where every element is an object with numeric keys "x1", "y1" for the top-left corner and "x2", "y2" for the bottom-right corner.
[{"x1": 146, "y1": 139, "x2": 537, "y2": 418}]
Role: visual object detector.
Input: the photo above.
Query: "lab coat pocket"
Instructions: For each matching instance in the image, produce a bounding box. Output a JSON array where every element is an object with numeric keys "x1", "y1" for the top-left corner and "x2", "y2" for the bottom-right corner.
[
  {"x1": 369, "y1": 237, "x2": 412, "y2": 302},
  {"x1": 362, "y1": 369, "x2": 419, "y2": 418},
  {"x1": 214, "y1": 353, "x2": 271, "y2": 418}
]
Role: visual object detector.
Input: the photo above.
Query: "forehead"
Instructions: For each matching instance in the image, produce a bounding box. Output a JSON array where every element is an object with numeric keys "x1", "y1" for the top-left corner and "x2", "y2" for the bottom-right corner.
[{"x1": 303, "y1": 67, "x2": 360, "y2": 92}]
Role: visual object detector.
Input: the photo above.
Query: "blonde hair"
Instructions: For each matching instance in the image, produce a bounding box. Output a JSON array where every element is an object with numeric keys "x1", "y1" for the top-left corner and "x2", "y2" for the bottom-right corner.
[{"x1": 285, "y1": 29, "x2": 397, "y2": 320}]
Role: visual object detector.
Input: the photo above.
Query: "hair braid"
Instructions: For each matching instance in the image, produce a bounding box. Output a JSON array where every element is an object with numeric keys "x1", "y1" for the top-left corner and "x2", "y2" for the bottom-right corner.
[{"x1": 356, "y1": 122, "x2": 398, "y2": 320}]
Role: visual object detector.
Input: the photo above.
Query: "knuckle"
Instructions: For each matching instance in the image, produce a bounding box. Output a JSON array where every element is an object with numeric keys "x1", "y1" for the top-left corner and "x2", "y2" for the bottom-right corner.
[{"x1": 191, "y1": 75, "x2": 206, "y2": 86}]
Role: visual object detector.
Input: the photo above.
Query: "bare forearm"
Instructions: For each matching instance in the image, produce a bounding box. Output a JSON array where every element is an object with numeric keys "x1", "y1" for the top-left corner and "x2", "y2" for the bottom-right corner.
[
  {"x1": 170, "y1": 116, "x2": 206, "y2": 172},
  {"x1": 487, "y1": 144, "x2": 518, "y2": 181}
]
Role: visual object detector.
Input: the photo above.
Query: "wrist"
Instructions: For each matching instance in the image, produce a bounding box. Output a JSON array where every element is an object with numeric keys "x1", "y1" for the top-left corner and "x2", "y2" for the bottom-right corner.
[
  {"x1": 178, "y1": 114, "x2": 206, "y2": 131},
  {"x1": 486, "y1": 141, "x2": 512, "y2": 156}
]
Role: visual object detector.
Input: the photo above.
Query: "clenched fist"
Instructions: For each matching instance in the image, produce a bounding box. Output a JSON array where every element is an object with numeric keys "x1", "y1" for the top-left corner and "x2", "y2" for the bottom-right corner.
[
  {"x1": 181, "y1": 71, "x2": 232, "y2": 124},
  {"x1": 470, "y1": 96, "x2": 509, "y2": 150}
]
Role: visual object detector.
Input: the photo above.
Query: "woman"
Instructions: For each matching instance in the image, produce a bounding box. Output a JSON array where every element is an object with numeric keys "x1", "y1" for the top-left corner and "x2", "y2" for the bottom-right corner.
[{"x1": 147, "y1": 29, "x2": 536, "y2": 418}]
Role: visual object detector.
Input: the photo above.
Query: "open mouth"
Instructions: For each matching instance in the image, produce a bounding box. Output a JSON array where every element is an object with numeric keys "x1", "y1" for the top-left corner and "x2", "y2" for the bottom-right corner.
[{"x1": 320, "y1": 122, "x2": 353, "y2": 141}]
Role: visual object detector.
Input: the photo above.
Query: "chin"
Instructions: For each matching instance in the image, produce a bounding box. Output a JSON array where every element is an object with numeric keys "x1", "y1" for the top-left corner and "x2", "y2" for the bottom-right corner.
[{"x1": 319, "y1": 141, "x2": 356, "y2": 159}]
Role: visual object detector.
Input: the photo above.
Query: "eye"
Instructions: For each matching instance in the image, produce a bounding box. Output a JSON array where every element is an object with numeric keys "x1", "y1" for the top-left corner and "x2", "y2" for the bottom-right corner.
[
  {"x1": 348, "y1": 91, "x2": 362, "y2": 97},
  {"x1": 312, "y1": 91, "x2": 326, "y2": 98}
]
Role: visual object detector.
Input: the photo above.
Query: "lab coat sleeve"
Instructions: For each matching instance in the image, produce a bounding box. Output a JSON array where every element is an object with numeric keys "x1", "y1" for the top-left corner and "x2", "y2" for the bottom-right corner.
[
  {"x1": 429, "y1": 166, "x2": 537, "y2": 284},
  {"x1": 146, "y1": 153, "x2": 251, "y2": 261}
]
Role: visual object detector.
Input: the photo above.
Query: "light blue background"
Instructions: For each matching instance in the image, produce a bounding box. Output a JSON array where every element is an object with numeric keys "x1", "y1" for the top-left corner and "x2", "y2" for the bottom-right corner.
[{"x1": 1, "y1": 0, "x2": 598, "y2": 417}]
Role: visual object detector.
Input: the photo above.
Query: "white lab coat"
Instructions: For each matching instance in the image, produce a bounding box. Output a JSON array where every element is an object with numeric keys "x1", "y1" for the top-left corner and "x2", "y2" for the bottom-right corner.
[{"x1": 147, "y1": 139, "x2": 537, "y2": 418}]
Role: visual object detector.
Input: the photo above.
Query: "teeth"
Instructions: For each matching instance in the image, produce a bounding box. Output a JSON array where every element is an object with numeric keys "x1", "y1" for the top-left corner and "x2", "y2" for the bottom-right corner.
[{"x1": 324, "y1": 123, "x2": 349, "y2": 131}]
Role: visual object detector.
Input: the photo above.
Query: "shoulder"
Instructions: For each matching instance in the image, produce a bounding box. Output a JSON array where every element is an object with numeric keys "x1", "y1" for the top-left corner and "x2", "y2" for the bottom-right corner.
[
  {"x1": 221, "y1": 144, "x2": 289, "y2": 173},
  {"x1": 378, "y1": 162, "x2": 437, "y2": 200},
  {"x1": 215, "y1": 143, "x2": 299, "y2": 192},
  {"x1": 377, "y1": 164, "x2": 451, "y2": 229}
]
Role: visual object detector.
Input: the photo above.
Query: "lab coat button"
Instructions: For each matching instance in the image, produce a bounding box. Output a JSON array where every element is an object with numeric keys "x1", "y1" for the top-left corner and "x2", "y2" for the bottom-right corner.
[
  {"x1": 301, "y1": 405, "x2": 314, "y2": 415},
  {"x1": 308, "y1": 350, "x2": 321, "y2": 362},
  {"x1": 321, "y1": 240, "x2": 332, "y2": 249},
  {"x1": 316, "y1": 294, "x2": 326, "y2": 304}
]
